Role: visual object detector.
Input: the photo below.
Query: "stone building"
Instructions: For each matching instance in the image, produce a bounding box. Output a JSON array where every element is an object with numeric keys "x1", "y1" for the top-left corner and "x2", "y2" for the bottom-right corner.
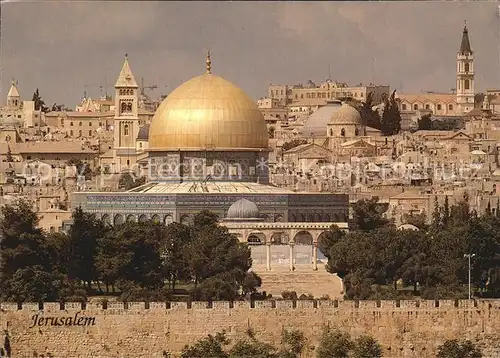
[{"x1": 0, "y1": 80, "x2": 42, "y2": 128}]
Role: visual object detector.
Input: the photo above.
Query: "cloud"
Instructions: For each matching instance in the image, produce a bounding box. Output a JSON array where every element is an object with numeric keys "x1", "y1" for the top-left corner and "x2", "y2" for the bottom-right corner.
[{"x1": 1, "y1": 2, "x2": 498, "y2": 106}]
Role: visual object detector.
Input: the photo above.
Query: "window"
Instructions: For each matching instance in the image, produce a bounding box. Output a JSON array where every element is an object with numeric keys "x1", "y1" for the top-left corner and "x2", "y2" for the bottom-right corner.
[
  {"x1": 465, "y1": 62, "x2": 469, "y2": 72},
  {"x1": 5, "y1": 135, "x2": 11, "y2": 142},
  {"x1": 437, "y1": 104, "x2": 442, "y2": 110},
  {"x1": 99, "y1": 122, "x2": 102, "y2": 127},
  {"x1": 89, "y1": 122, "x2": 92, "y2": 126},
  {"x1": 124, "y1": 124, "x2": 129, "y2": 136},
  {"x1": 70, "y1": 122, "x2": 74, "y2": 127},
  {"x1": 465, "y1": 80, "x2": 470, "y2": 90},
  {"x1": 126, "y1": 159, "x2": 130, "y2": 166},
  {"x1": 17, "y1": 115, "x2": 21, "y2": 118},
  {"x1": 79, "y1": 122, "x2": 82, "y2": 126},
  {"x1": 89, "y1": 130, "x2": 92, "y2": 136},
  {"x1": 139, "y1": 142, "x2": 143, "y2": 148},
  {"x1": 425, "y1": 104, "x2": 430, "y2": 110},
  {"x1": 121, "y1": 102, "x2": 127, "y2": 113},
  {"x1": 78, "y1": 130, "x2": 82, "y2": 137},
  {"x1": 280, "y1": 90, "x2": 283, "y2": 95},
  {"x1": 300, "y1": 94, "x2": 304, "y2": 99},
  {"x1": 70, "y1": 130, "x2": 73, "y2": 136},
  {"x1": 27, "y1": 156, "x2": 31, "y2": 160},
  {"x1": 355, "y1": 128, "x2": 359, "y2": 136},
  {"x1": 402, "y1": 104, "x2": 407, "y2": 110},
  {"x1": 448, "y1": 104, "x2": 453, "y2": 110},
  {"x1": 340, "y1": 128, "x2": 346, "y2": 137},
  {"x1": 413, "y1": 104, "x2": 418, "y2": 110},
  {"x1": 127, "y1": 102, "x2": 132, "y2": 112}
]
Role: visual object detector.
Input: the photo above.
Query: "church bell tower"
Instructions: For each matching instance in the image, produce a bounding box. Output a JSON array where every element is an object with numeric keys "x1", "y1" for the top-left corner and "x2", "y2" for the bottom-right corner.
[
  {"x1": 113, "y1": 54, "x2": 139, "y2": 172},
  {"x1": 456, "y1": 21, "x2": 475, "y2": 114}
]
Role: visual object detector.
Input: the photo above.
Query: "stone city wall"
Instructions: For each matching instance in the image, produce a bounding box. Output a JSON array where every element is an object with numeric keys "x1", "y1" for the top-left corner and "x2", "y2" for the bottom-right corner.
[{"x1": 0, "y1": 299, "x2": 499, "y2": 358}]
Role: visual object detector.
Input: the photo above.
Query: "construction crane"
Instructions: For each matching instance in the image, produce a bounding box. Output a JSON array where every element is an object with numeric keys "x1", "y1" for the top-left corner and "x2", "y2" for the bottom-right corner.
[{"x1": 140, "y1": 77, "x2": 158, "y2": 97}]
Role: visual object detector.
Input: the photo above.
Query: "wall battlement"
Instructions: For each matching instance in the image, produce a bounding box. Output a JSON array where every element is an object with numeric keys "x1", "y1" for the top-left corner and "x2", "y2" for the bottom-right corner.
[
  {"x1": 1, "y1": 299, "x2": 497, "y2": 312},
  {"x1": 1, "y1": 299, "x2": 499, "y2": 357}
]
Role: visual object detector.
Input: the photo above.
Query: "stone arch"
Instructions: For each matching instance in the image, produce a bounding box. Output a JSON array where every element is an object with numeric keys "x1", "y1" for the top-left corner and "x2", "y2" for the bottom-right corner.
[
  {"x1": 164, "y1": 214, "x2": 174, "y2": 225},
  {"x1": 270, "y1": 232, "x2": 289, "y2": 245},
  {"x1": 247, "y1": 232, "x2": 265, "y2": 245},
  {"x1": 101, "y1": 214, "x2": 111, "y2": 225},
  {"x1": 114, "y1": 214, "x2": 124, "y2": 225},
  {"x1": 126, "y1": 214, "x2": 136, "y2": 223},
  {"x1": 138, "y1": 214, "x2": 148, "y2": 223},
  {"x1": 294, "y1": 231, "x2": 313, "y2": 245},
  {"x1": 293, "y1": 231, "x2": 314, "y2": 265},
  {"x1": 151, "y1": 214, "x2": 160, "y2": 223}
]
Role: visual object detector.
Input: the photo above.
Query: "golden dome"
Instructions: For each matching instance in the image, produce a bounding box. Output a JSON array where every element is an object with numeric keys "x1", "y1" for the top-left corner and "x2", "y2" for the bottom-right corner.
[{"x1": 148, "y1": 73, "x2": 269, "y2": 151}]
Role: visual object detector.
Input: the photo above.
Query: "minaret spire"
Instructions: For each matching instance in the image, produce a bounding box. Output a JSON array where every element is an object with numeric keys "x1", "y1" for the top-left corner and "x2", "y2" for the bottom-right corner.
[{"x1": 206, "y1": 50, "x2": 212, "y2": 74}]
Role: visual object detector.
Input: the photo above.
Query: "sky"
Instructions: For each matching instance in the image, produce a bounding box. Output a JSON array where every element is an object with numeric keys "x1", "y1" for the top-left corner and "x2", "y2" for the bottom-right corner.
[{"x1": 1, "y1": 1, "x2": 500, "y2": 107}]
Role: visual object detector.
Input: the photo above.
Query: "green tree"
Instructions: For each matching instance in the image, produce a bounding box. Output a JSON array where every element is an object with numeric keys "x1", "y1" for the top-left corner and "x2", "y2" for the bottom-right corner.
[
  {"x1": 229, "y1": 339, "x2": 278, "y2": 358},
  {"x1": 185, "y1": 210, "x2": 258, "y2": 300},
  {"x1": 180, "y1": 331, "x2": 229, "y2": 358},
  {"x1": 161, "y1": 222, "x2": 191, "y2": 291},
  {"x1": 351, "y1": 197, "x2": 391, "y2": 231},
  {"x1": 418, "y1": 114, "x2": 432, "y2": 130},
  {"x1": 67, "y1": 158, "x2": 92, "y2": 181},
  {"x1": 32, "y1": 88, "x2": 48, "y2": 113},
  {"x1": 316, "y1": 327, "x2": 352, "y2": 358},
  {"x1": 0, "y1": 199, "x2": 60, "y2": 301},
  {"x1": 359, "y1": 92, "x2": 381, "y2": 130},
  {"x1": 118, "y1": 172, "x2": 146, "y2": 190},
  {"x1": 96, "y1": 221, "x2": 163, "y2": 293},
  {"x1": 281, "y1": 329, "x2": 306, "y2": 357},
  {"x1": 380, "y1": 90, "x2": 401, "y2": 136},
  {"x1": 351, "y1": 335, "x2": 383, "y2": 358},
  {"x1": 68, "y1": 208, "x2": 106, "y2": 290},
  {"x1": 436, "y1": 339, "x2": 482, "y2": 358}
]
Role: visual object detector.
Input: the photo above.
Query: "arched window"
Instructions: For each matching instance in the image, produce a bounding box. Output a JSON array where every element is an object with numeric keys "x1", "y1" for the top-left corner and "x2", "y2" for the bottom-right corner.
[
  {"x1": 464, "y1": 80, "x2": 470, "y2": 90},
  {"x1": 413, "y1": 104, "x2": 418, "y2": 110},
  {"x1": 464, "y1": 62, "x2": 469, "y2": 73},
  {"x1": 121, "y1": 102, "x2": 127, "y2": 113},
  {"x1": 127, "y1": 102, "x2": 132, "y2": 112},
  {"x1": 340, "y1": 128, "x2": 346, "y2": 137},
  {"x1": 89, "y1": 130, "x2": 92, "y2": 136},
  {"x1": 78, "y1": 130, "x2": 82, "y2": 137},
  {"x1": 425, "y1": 104, "x2": 430, "y2": 110},
  {"x1": 402, "y1": 104, "x2": 407, "y2": 110},
  {"x1": 79, "y1": 122, "x2": 82, "y2": 126},
  {"x1": 355, "y1": 127, "x2": 359, "y2": 136},
  {"x1": 448, "y1": 104, "x2": 453, "y2": 110},
  {"x1": 330, "y1": 128, "x2": 333, "y2": 136},
  {"x1": 124, "y1": 124, "x2": 129, "y2": 136},
  {"x1": 70, "y1": 130, "x2": 73, "y2": 136},
  {"x1": 437, "y1": 104, "x2": 442, "y2": 110}
]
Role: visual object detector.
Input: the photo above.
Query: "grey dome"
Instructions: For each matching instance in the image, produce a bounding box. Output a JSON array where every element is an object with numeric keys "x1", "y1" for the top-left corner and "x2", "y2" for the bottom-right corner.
[
  {"x1": 227, "y1": 198, "x2": 260, "y2": 219},
  {"x1": 301, "y1": 100, "x2": 342, "y2": 137},
  {"x1": 330, "y1": 102, "x2": 361, "y2": 125}
]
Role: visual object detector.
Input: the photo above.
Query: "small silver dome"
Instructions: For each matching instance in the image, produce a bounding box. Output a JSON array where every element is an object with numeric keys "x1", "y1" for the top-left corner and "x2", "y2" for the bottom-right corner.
[{"x1": 226, "y1": 198, "x2": 260, "y2": 219}]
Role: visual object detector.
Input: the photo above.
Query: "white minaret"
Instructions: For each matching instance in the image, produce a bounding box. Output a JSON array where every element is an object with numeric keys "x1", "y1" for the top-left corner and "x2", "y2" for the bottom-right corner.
[
  {"x1": 113, "y1": 54, "x2": 139, "y2": 172},
  {"x1": 456, "y1": 21, "x2": 475, "y2": 114}
]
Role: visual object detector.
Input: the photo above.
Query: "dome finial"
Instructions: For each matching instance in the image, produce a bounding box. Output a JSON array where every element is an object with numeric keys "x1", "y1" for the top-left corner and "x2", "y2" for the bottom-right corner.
[
  {"x1": 125, "y1": 53, "x2": 128, "y2": 59},
  {"x1": 206, "y1": 50, "x2": 212, "y2": 74}
]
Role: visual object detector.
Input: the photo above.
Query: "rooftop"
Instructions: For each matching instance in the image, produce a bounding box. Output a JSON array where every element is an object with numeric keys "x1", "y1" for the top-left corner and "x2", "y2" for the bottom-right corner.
[{"x1": 127, "y1": 181, "x2": 295, "y2": 194}]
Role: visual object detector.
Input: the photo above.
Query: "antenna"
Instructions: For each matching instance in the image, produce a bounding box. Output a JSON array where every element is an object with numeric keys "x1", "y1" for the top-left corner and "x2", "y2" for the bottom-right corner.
[{"x1": 328, "y1": 63, "x2": 331, "y2": 81}]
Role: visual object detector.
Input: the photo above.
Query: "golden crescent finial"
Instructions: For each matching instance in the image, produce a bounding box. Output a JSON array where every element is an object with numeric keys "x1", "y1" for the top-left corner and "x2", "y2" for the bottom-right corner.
[{"x1": 206, "y1": 50, "x2": 212, "y2": 74}]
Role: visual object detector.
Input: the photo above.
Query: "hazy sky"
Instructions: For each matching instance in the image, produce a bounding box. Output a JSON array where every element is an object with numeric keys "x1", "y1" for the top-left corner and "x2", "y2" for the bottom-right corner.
[{"x1": 1, "y1": 1, "x2": 499, "y2": 107}]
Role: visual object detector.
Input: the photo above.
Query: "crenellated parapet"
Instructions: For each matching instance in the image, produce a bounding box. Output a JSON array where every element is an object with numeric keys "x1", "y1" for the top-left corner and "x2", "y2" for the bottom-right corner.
[{"x1": 0, "y1": 299, "x2": 496, "y2": 312}]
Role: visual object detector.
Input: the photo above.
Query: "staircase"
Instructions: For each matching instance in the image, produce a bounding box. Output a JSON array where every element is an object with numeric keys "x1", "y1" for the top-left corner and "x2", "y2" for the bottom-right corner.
[{"x1": 252, "y1": 264, "x2": 344, "y2": 299}]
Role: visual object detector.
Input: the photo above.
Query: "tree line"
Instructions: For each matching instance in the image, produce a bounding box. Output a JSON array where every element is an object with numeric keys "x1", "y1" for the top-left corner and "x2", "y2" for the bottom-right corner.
[
  {"x1": 319, "y1": 196, "x2": 500, "y2": 300},
  {"x1": 0, "y1": 200, "x2": 261, "y2": 302},
  {"x1": 176, "y1": 327, "x2": 482, "y2": 358}
]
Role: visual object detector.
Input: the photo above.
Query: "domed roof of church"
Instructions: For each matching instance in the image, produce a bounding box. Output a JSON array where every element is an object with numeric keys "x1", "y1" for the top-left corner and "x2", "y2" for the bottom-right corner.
[
  {"x1": 226, "y1": 198, "x2": 260, "y2": 219},
  {"x1": 329, "y1": 102, "x2": 361, "y2": 125},
  {"x1": 301, "y1": 100, "x2": 342, "y2": 137},
  {"x1": 148, "y1": 53, "x2": 268, "y2": 151}
]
